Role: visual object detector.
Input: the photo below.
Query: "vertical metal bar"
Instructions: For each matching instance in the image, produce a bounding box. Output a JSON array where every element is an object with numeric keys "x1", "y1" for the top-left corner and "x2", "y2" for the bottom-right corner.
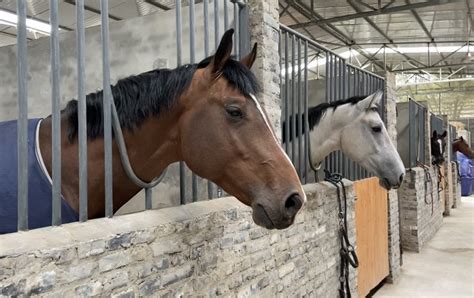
[
  {"x1": 145, "y1": 188, "x2": 152, "y2": 209},
  {"x1": 50, "y1": 0, "x2": 61, "y2": 226},
  {"x1": 214, "y1": 0, "x2": 219, "y2": 49},
  {"x1": 233, "y1": 2, "x2": 239, "y2": 58},
  {"x1": 17, "y1": 0, "x2": 28, "y2": 231},
  {"x1": 324, "y1": 53, "x2": 330, "y2": 170},
  {"x1": 332, "y1": 55, "x2": 337, "y2": 102},
  {"x1": 189, "y1": 0, "x2": 196, "y2": 64},
  {"x1": 176, "y1": 0, "x2": 185, "y2": 205},
  {"x1": 238, "y1": 4, "x2": 249, "y2": 56},
  {"x1": 204, "y1": 0, "x2": 209, "y2": 58},
  {"x1": 291, "y1": 36, "x2": 296, "y2": 164},
  {"x1": 101, "y1": 0, "x2": 113, "y2": 217},
  {"x1": 336, "y1": 57, "x2": 341, "y2": 100},
  {"x1": 224, "y1": 0, "x2": 229, "y2": 31},
  {"x1": 76, "y1": 0, "x2": 88, "y2": 221},
  {"x1": 190, "y1": 0, "x2": 198, "y2": 202},
  {"x1": 204, "y1": 0, "x2": 213, "y2": 200},
  {"x1": 284, "y1": 32, "x2": 290, "y2": 153},
  {"x1": 304, "y1": 41, "x2": 309, "y2": 184},
  {"x1": 297, "y1": 38, "x2": 303, "y2": 179}
]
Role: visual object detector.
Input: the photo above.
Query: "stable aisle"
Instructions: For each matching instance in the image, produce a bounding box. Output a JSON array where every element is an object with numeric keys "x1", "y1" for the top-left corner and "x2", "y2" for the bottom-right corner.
[{"x1": 375, "y1": 196, "x2": 474, "y2": 297}]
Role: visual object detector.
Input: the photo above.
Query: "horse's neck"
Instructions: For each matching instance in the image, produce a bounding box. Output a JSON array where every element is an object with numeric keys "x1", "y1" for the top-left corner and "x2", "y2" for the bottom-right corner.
[
  {"x1": 309, "y1": 104, "x2": 354, "y2": 165},
  {"x1": 40, "y1": 109, "x2": 181, "y2": 218},
  {"x1": 456, "y1": 142, "x2": 474, "y2": 158}
]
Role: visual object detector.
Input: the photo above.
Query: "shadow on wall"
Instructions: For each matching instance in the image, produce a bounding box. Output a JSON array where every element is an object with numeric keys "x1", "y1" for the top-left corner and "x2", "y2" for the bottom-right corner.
[{"x1": 0, "y1": 3, "x2": 233, "y2": 214}]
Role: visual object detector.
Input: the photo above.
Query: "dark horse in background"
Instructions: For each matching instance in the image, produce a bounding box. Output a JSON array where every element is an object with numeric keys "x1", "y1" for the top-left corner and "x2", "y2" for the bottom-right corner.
[
  {"x1": 431, "y1": 130, "x2": 447, "y2": 165},
  {"x1": 0, "y1": 29, "x2": 306, "y2": 234},
  {"x1": 453, "y1": 136, "x2": 474, "y2": 159}
]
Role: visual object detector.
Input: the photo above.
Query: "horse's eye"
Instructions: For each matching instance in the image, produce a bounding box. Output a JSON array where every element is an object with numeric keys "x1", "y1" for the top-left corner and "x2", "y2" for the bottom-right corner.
[
  {"x1": 370, "y1": 107, "x2": 379, "y2": 112},
  {"x1": 226, "y1": 106, "x2": 243, "y2": 119},
  {"x1": 372, "y1": 126, "x2": 382, "y2": 133}
]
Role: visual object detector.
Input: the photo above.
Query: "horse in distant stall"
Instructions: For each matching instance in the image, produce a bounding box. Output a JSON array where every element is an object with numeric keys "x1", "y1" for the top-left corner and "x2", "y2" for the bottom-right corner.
[
  {"x1": 0, "y1": 29, "x2": 306, "y2": 234},
  {"x1": 453, "y1": 136, "x2": 474, "y2": 159},
  {"x1": 284, "y1": 91, "x2": 405, "y2": 190},
  {"x1": 431, "y1": 130, "x2": 447, "y2": 165}
]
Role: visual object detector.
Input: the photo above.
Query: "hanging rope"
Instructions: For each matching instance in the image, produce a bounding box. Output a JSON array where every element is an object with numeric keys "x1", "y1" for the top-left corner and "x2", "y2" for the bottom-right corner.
[
  {"x1": 418, "y1": 163, "x2": 434, "y2": 216},
  {"x1": 324, "y1": 170, "x2": 359, "y2": 298}
]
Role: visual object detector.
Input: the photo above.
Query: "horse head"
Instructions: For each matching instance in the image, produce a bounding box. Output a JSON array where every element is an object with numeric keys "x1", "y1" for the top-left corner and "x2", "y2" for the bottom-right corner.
[
  {"x1": 179, "y1": 29, "x2": 305, "y2": 229},
  {"x1": 340, "y1": 91, "x2": 405, "y2": 189},
  {"x1": 431, "y1": 130, "x2": 447, "y2": 165}
]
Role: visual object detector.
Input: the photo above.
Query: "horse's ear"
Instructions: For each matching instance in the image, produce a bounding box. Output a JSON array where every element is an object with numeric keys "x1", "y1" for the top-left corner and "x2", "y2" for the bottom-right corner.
[
  {"x1": 460, "y1": 136, "x2": 464, "y2": 141},
  {"x1": 440, "y1": 130, "x2": 447, "y2": 138},
  {"x1": 211, "y1": 29, "x2": 234, "y2": 76},
  {"x1": 240, "y1": 43, "x2": 257, "y2": 69},
  {"x1": 432, "y1": 130, "x2": 438, "y2": 138},
  {"x1": 357, "y1": 90, "x2": 383, "y2": 110}
]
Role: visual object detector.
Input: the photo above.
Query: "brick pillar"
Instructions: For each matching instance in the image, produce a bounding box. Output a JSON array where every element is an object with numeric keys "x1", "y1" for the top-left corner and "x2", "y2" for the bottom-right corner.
[
  {"x1": 248, "y1": 0, "x2": 282, "y2": 138},
  {"x1": 384, "y1": 72, "x2": 401, "y2": 282}
]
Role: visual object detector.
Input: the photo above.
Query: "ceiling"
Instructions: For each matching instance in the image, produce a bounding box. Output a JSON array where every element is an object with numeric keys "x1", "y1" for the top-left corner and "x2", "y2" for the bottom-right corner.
[
  {"x1": 0, "y1": 0, "x2": 177, "y2": 47},
  {"x1": 279, "y1": 0, "x2": 474, "y2": 79},
  {"x1": 0, "y1": 0, "x2": 472, "y2": 83}
]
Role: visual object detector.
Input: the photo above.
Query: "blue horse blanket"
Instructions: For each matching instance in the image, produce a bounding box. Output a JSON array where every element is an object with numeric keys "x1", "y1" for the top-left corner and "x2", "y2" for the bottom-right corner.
[{"x1": 0, "y1": 119, "x2": 78, "y2": 234}]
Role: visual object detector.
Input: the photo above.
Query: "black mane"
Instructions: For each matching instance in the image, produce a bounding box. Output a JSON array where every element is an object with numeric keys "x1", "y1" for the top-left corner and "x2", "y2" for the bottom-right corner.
[
  {"x1": 64, "y1": 57, "x2": 260, "y2": 142},
  {"x1": 307, "y1": 96, "x2": 367, "y2": 129},
  {"x1": 282, "y1": 95, "x2": 367, "y2": 143}
]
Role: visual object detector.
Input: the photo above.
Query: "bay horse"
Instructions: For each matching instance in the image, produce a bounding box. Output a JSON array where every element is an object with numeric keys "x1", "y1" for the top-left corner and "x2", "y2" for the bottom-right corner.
[
  {"x1": 431, "y1": 130, "x2": 447, "y2": 165},
  {"x1": 284, "y1": 91, "x2": 405, "y2": 190},
  {"x1": 453, "y1": 136, "x2": 474, "y2": 159},
  {"x1": 0, "y1": 29, "x2": 305, "y2": 234}
]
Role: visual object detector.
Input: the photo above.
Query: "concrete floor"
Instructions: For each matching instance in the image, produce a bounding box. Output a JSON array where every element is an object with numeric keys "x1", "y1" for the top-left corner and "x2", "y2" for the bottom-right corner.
[{"x1": 375, "y1": 196, "x2": 474, "y2": 298}]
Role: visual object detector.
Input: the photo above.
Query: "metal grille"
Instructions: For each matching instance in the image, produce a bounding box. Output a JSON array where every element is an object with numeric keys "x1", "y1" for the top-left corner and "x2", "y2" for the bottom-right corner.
[
  {"x1": 449, "y1": 124, "x2": 457, "y2": 162},
  {"x1": 279, "y1": 25, "x2": 386, "y2": 183},
  {"x1": 408, "y1": 99, "x2": 427, "y2": 168},
  {"x1": 13, "y1": 0, "x2": 248, "y2": 230}
]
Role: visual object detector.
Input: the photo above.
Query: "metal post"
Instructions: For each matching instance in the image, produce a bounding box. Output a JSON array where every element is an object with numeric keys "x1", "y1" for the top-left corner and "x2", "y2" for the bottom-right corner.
[
  {"x1": 233, "y1": 2, "x2": 239, "y2": 58},
  {"x1": 304, "y1": 41, "x2": 309, "y2": 184},
  {"x1": 214, "y1": 0, "x2": 219, "y2": 49},
  {"x1": 76, "y1": 0, "x2": 88, "y2": 221},
  {"x1": 145, "y1": 188, "x2": 152, "y2": 209},
  {"x1": 17, "y1": 0, "x2": 28, "y2": 231},
  {"x1": 101, "y1": 0, "x2": 113, "y2": 217},
  {"x1": 224, "y1": 0, "x2": 229, "y2": 31},
  {"x1": 204, "y1": 0, "x2": 213, "y2": 200},
  {"x1": 50, "y1": 0, "x2": 62, "y2": 226},
  {"x1": 291, "y1": 35, "x2": 296, "y2": 164},
  {"x1": 190, "y1": 0, "x2": 198, "y2": 202},
  {"x1": 176, "y1": 0, "x2": 186, "y2": 205},
  {"x1": 324, "y1": 53, "x2": 330, "y2": 171},
  {"x1": 284, "y1": 32, "x2": 290, "y2": 153},
  {"x1": 297, "y1": 38, "x2": 303, "y2": 179},
  {"x1": 204, "y1": 0, "x2": 209, "y2": 58}
]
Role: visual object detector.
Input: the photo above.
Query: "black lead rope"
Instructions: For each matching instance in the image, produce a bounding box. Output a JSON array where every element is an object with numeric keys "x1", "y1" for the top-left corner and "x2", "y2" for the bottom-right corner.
[
  {"x1": 418, "y1": 164, "x2": 434, "y2": 215},
  {"x1": 324, "y1": 170, "x2": 359, "y2": 298}
]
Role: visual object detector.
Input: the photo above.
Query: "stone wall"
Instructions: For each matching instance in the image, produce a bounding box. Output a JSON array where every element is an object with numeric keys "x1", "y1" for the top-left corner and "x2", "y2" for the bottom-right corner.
[
  {"x1": 384, "y1": 72, "x2": 401, "y2": 282},
  {"x1": 398, "y1": 166, "x2": 443, "y2": 252},
  {"x1": 0, "y1": 182, "x2": 357, "y2": 297}
]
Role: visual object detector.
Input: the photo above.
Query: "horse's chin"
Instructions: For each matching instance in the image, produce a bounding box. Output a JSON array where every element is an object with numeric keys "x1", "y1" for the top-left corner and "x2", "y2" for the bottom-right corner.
[{"x1": 379, "y1": 178, "x2": 393, "y2": 190}]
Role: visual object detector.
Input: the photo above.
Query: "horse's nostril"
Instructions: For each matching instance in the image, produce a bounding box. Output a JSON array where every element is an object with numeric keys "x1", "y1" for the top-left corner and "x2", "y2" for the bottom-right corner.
[
  {"x1": 399, "y1": 173, "x2": 404, "y2": 184},
  {"x1": 284, "y1": 194, "x2": 303, "y2": 218}
]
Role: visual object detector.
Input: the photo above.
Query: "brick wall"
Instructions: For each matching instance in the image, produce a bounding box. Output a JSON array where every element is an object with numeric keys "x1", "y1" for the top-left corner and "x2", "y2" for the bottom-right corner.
[
  {"x1": 384, "y1": 72, "x2": 401, "y2": 282},
  {"x1": 0, "y1": 182, "x2": 357, "y2": 297},
  {"x1": 398, "y1": 166, "x2": 443, "y2": 252}
]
